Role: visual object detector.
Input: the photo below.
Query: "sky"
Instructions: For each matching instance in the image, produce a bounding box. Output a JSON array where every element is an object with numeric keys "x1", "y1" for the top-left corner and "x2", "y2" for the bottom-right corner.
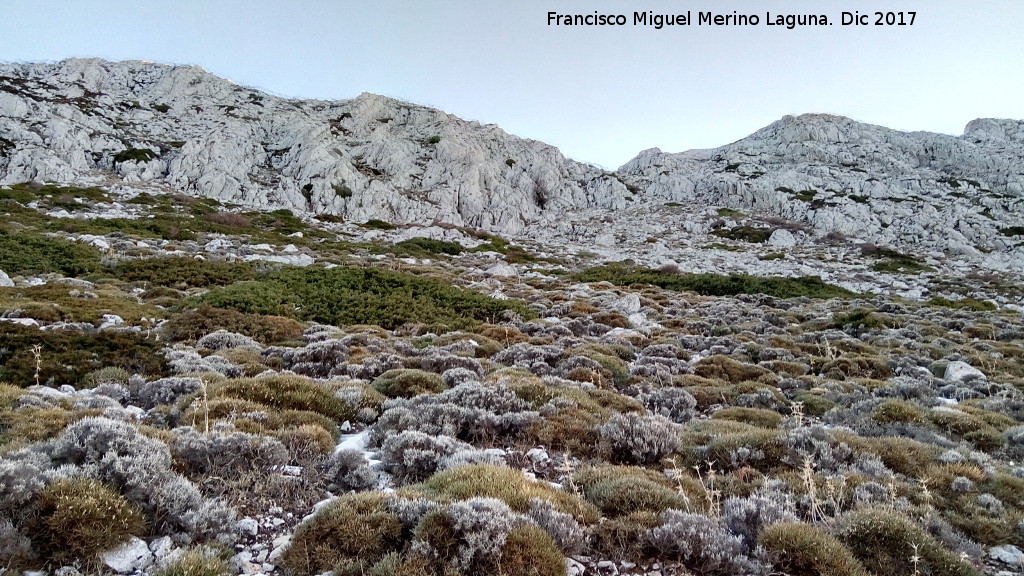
[{"x1": 1, "y1": 0, "x2": 1022, "y2": 168}]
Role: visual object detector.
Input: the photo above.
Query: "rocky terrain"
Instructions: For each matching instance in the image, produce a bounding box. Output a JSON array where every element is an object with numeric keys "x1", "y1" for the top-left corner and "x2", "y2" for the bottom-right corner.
[{"x1": 1, "y1": 58, "x2": 1023, "y2": 576}]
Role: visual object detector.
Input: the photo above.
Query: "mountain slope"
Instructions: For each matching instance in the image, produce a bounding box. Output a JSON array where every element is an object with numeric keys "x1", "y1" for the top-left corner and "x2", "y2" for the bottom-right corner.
[
  {"x1": 0, "y1": 58, "x2": 628, "y2": 234},
  {"x1": 619, "y1": 113, "x2": 1024, "y2": 258},
  {"x1": 2, "y1": 58, "x2": 1024, "y2": 268}
]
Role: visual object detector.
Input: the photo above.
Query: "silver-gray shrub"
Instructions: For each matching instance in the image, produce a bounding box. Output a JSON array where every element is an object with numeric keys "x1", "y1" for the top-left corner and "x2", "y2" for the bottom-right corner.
[
  {"x1": 647, "y1": 510, "x2": 769, "y2": 576},
  {"x1": 166, "y1": 350, "x2": 242, "y2": 377},
  {"x1": 0, "y1": 452, "x2": 47, "y2": 521},
  {"x1": 640, "y1": 387, "x2": 697, "y2": 424},
  {"x1": 133, "y1": 376, "x2": 203, "y2": 409},
  {"x1": 196, "y1": 329, "x2": 262, "y2": 351},
  {"x1": 527, "y1": 498, "x2": 586, "y2": 555},
  {"x1": 446, "y1": 497, "x2": 528, "y2": 572},
  {"x1": 93, "y1": 382, "x2": 131, "y2": 404},
  {"x1": 598, "y1": 412, "x2": 680, "y2": 465},
  {"x1": 50, "y1": 417, "x2": 236, "y2": 544},
  {"x1": 720, "y1": 489, "x2": 797, "y2": 552},
  {"x1": 0, "y1": 518, "x2": 33, "y2": 568},
  {"x1": 853, "y1": 481, "x2": 890, "y2": 506},
  {"x1": 437, "y1": 449, "x2": 506, "y2": 471},
  {"x1": 379, "y1": 430, "x2": 477, "y2": 484},
  {"x1": 373, "y1": 382, "x2": 538, "y2": 443},
  {"x1": 1004, "y1": 425, "x2": 1024, "y2": 459},
  {"x1": 323, "y1": 448, "x2": 379, "y2": 493},
  {"x1": 493, "y1": 343, "x2": 562, "y2": 370},
  {"x1": 415, "y1": 351, "x2": 484, "y2": 377},
  {"x1": 171, "y1": 427, "x2": 289, "y2": 475},
  {"x1": 441, "y1": 367, "x2": 480, "y2": 387},
  {"x1": 343, "y1": 353, "x2": 406, "y2": 380},
  {"x1": 388, "y1": 495, "x2": 440, "y2": 531}
]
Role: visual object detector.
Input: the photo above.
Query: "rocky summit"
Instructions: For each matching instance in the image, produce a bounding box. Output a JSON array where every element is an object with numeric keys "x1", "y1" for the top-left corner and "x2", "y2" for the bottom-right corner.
[{"x1": 2, "y1": 58, "x2": 1024, "y2": 576}]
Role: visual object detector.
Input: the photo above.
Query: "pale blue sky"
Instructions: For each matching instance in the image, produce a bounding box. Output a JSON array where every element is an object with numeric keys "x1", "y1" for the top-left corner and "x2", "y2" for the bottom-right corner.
[{"x1": 1, "y1": 0, "x2": 1021, "y2": 168}]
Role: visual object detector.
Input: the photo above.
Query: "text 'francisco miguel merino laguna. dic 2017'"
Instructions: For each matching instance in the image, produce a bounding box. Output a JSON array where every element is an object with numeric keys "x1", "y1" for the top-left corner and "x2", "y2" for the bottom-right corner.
[{"x1": 547, "y1": 11, "x2": 918, "y2": 29}]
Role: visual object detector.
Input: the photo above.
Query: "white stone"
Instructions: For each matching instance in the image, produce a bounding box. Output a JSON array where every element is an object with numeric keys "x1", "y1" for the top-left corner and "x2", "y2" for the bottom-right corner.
[
  {"x1": 766, "y1": 228, "x2": 797, "y2": 247},
  {"x1": 989, "y1": 544, "x2": 1024, "y2": 566},
  {"x1": 526, "y1": 447, "x2": 549, "y2": 463},
  {"x1": 0, "y1": 269, "x2": 13, "y2": 287},
  {"x1": 149, "y1": 535, "x2": 173, "y2": 560},
  {"x1": 566, "y1": 558, "x2": 586, "y2": 576},
  {"x1": 100, "y1": 536, "x2": 154, "y2": 573},
  {"x1": 267, "y1": 535, "x2": 292, "y2": 563},
  {"x1": 611, "y1": 293, "x2": 641, "y2": 315},
  {"x1": 99, "y1": 314, "x2": 125, "y2": 329},
  {"x1": 485, "y1": 262, "x2": 518, "y2": 277},
  {"x1": 237, "y1": 517, "x2": 260, "y2": 536},
  {"x1": 944, "y1": 361, "x2": 987, "y2": 383}
]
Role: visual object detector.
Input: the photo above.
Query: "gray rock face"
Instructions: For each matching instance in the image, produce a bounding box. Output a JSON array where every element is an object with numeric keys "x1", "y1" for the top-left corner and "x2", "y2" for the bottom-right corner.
[
  {"x1": 618, "y1": 114, "x2": 1024, "y2": 268},
  {"x1": 0, "y1": 58, "x2": 627, "y2": 235},
  {"x1": 0, "y1": 269, "x2": 12, "y2": 287}
]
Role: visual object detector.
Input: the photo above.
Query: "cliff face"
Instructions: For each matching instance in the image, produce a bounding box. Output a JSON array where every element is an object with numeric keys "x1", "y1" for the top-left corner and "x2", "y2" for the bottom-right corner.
[
  {"x1": 0, "y1": 58, "x2": 627, "y2": 235},
  {"x1": 618, "y1": 114, "x2": 1024, "y2": 258},
  {"x1": 2, "y1": 59, "x2": 1023, "y2": 265}
]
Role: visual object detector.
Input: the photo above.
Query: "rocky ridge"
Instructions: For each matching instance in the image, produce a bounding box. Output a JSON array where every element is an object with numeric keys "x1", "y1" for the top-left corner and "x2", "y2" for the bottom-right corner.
[{"x1": 2, "y1": 58, "x2": 1023, "y2": 277}]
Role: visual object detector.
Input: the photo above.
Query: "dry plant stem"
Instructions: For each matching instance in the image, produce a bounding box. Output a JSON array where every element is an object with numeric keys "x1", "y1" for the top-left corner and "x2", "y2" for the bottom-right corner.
[
  {"x1": 31, "y1": 344, "x2": 42, "y2": 386},
  {"x1": 802, "y1": 455, "x2": 823, "y2": 522}
]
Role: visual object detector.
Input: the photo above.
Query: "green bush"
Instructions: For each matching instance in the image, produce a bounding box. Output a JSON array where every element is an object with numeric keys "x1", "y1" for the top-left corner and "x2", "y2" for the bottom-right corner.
[
  {"x1": 37, "y1": 478, "x2": 146, "y2": 565},
  {"x1": 113, "y1": 148, "x2": 158, "y2": 164},
  {"x1": 0, "y1": 230, "x2": 101, "y2": 276},
  {"x1": 362, "y1": 219, "x2": 396, "y2": 230},
  {"x1": 572, "y1": 263, "x2": 854, "y2": 299},
  {"x1": 0, "y1": 324, "x2": 169, "y2": 387},
  {"x1": 836, "y1": 508, "x2": 980, "y2": 576},
  {"x1": 281, "y1": 492, "x2": 403, "y2": 575},
  {"x1": 372, "y1": 368, "x2": 447, "y2": 398},
  {"x1": 392, "y1": 237, "x2": 464, "y2": 256},
  {"x1": 113, "y1": 257, "x2": 256, "y2": 288},
  {"x1": 759, "y1": 522, "x2": 869, "y2": 576},
  {"x1": 711, "y1": 226, "x2": 772, "y2": 243},
  {"x1": 926, "y1": 297, "x2": 996, "y2": 311},
  {"x1": 196, "y1": 265, "x2": 534, "y2": 330}
]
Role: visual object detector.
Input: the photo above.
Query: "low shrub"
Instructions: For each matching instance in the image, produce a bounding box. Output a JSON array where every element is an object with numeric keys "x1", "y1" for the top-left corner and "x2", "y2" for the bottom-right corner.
[
  {"x1": 759, "y1": 522, "x2": 869, "y2": 576},
  {"x1": 0, "y1": 230, "x2": 101, "y2": 276},
  {"x1": 836, "y1": 508, "x2": 980, "y2": 576},
  {"x1": 372, "y1": 369, "x2": 447, "y2": 398},
  {"x1": 418, "y1": 464, "x2": 598, "y2": 524},
  {"x1": 598, "y1": 413, "x2": 680, "y2": 465},
  {"x1": 497, "y1": 524, "x2": 567, "y2": 576},
  {"x1": 36, "y1": 477, "x2": 146, "y2": 565},
  {"x1": 391, "y1": 237, "x2": 464, "y2": 256},
  {"x1": 162, "y1": 306, "x2": 305, "y2": 345},
  {"x1": 112, "y1": 257, "x2": 255, "y2": 288},
  {"x1": 281, "y1": 492, "x2": 403, "y2": 574},
  {"x1": 572, "y1": 263, "x2": 855, "y2": 299},
  {"x1": 712, "y1": 407, "x2": 783, "y2": 429},
  {"x1": 152, "y1": 548, "x2": 232, "y2": 576},
  {"x1": 196, "y1": 265, "x2": 534, "y2": 330},
  {"x1": 210, "y1": 376, "x2": 354, "y2": 421},
  {"x1": 0, "y1": 324, "x2": 169, "y2": 387}
]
